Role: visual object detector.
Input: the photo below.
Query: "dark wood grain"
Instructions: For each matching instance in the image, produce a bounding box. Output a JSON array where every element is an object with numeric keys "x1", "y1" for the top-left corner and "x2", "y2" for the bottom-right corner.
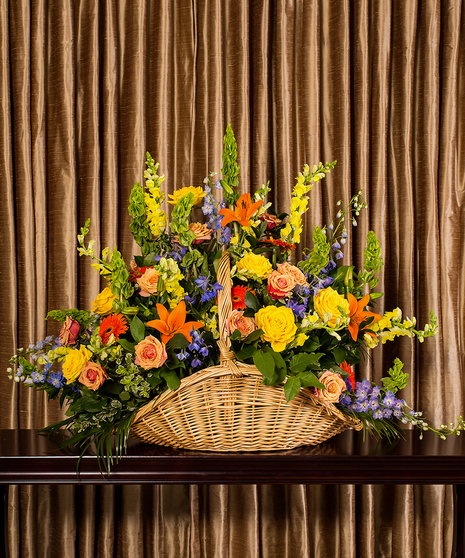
[{"x1": 1, "y1": 429, "x2": 465, "y2": 485}]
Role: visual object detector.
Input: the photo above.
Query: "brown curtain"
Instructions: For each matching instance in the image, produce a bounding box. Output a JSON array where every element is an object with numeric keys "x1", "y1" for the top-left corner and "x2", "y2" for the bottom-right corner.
[{"x1": 1, "y1": 0, "x2": 463, "y2": 556}]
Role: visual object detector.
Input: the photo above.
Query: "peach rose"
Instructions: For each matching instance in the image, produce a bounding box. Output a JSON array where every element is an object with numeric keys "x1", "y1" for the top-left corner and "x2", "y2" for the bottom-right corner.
[
  {"x1": 314, "y1": 371, "x2": 346, "y2": 405},
  {"x1": 276, "y1": 263, "x2": 308, "y2": 287},
  {"x1": 135, "y1": 335, "x2": 167, "y2": 370},
  {"x1": 78, "y1": 362, "x2": 107, "y2": 390},
  {"x1": 137, "y1": 268, "x2": 160, "y2": 297},
  {"x1": 226, "y1": 310, "x2": 257, "y2": 339},
  {"x1": 58, "y1": 316, "x2": 81, "y2": 346},
  {"x1": 267, "y1": 270, "x2": 296, "y2": 299},
  {"x1": 188, "y1": 222, "x2": 213, "y2": 244}
]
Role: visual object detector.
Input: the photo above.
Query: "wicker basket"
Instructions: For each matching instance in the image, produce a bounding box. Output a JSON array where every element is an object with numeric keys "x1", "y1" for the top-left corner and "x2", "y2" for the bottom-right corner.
[{"x1": 130, "y1": 252, "x2": 362, "y2": 451}]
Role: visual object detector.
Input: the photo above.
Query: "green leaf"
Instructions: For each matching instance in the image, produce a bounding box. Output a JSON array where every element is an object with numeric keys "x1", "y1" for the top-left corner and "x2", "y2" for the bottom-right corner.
[
  {"x1": 230, "y1": 329, "x2": 243, "y2": 341},
  {"x1": 161, "y1": 370, "x2": 181, "y2": 391},
  {"x1": 117, "y1": 339, "x2": 136, "y2": 353},
  {"x1": 333, "y1": 346, "x2": 347, "y2": 364},
  {"x1": 130, "y1": 315, "x2": 146, "y2": 343},
  {"x1": 253, "y1": 350, "x2": 277, "y2": 385},
  {"x1": 244, "y1": 290, "x2": 260, "y2": 312},
  {"x1": 243, "y1": 329, "x2": 263, "y2": 344},
  {"x1": 101, "y1": 382, "x2": 124, "y2": 395},
  {"x1": 284, "y1": 376, "x2": 302, "y2": 402},
  {"x1": 119, "y1": 391, "x2": 130, "y2": 401},
  {"x1": 69, "y1": 396, "x2": 106, "y2": 413},
  {"x1": 166, "y1": 333, "x2": 189, "y2": 350},
  {"x1": 146, "y1": 374, "x2": 163, "y2": 389},
  {"x1": 235, "y1": 344, "x2": 257, "y2": 361},
  {"x1": 289, "y1": 353, "x2": 324, "y2": 374},
  {"x1": 262, "y1": 346, "x2": 287, "y2": 383},
  {"x1": 297, "y1": 371, "x2": 325, "y2": 389}
]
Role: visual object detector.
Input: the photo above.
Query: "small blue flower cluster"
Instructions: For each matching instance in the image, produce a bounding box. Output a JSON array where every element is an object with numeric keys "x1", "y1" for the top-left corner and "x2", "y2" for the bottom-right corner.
[
  {"x1": 286, "y1": 285, "x2": 311, "y2": 318},
  {"x1": 339, "y1": 378, "x2": 406, "y2": 420},
  {"x1": 154, "y1": 246, "x2": 188, "y2": 265},
  {"x1": 176, "y1": 330, "x2": 212, "y2": 369},
  {"x1": 13, "y1": 336, "x2": 67, "y2": 389},
  {"x1": 194, "y1": 274, "x2": 223, "y2": 302},
  {"x1": 202, "y1": 183, "x2": 231, "y2": 245},
  {"x1": 308, "y1": 260, "x2": 336, "y2": 295}
]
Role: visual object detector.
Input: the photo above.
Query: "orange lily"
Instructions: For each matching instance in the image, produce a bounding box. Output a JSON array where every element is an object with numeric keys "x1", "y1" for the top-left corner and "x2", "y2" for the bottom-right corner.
[
  {"x1": 147, "y1": 301, "x2": 203, "y2": 344},
  {"x1": 219, "y1": 193, "x2": 263, "y2": 227},
  {"x1": 347, "y1": 293, "x2": 382, "y2": 341}
]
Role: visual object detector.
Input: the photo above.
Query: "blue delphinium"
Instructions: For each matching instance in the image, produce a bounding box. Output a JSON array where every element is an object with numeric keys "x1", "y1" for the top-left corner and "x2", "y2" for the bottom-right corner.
[
  {"x1": 175, "y1": 330, "x2": 212, "y2": 370},
  {"x1": 195, "y1": 274, "x2": 223, "y2": 302}
]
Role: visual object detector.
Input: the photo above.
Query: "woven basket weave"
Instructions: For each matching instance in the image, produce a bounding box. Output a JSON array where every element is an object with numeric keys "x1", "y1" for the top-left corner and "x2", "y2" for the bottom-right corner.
[{"x1": 130, "y1": 252, "x2": 362, "y2": 451}]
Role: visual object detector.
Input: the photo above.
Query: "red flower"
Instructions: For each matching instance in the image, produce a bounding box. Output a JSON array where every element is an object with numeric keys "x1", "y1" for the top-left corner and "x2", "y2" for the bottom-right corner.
[
  {"x1": 231, "y1": 285, "x2": 256, "y2": 310},
  {"x1": 339, "y1": 361, "x2": 355, "y2": 390},
  {"x1": 99, "y1": 314, "x2": 129, "y2": 345},
  {"x1": 262, "y1": 238, "x2": 296, "y2": 251}
]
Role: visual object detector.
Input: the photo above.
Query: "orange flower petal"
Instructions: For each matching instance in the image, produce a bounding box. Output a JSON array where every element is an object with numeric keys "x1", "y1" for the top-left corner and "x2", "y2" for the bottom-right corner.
[
  {"x1": 168, "y1": 301, "x2": 187, "y2": 332},
  {"x1": 156, "y1": 303, "x2": 170, "y2": 324},
  {"x1": 219, "y1": 208, "x2": 239, "y2": 227},
  {"x1": 146, "y1": 319, "x2": 171, "y2": 336}
]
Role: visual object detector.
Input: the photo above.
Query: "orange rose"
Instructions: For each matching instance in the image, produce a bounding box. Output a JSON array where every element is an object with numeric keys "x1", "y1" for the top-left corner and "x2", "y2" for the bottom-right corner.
[
  {"x1": 78, "y1": 362, "x2": 107, "y2": 390},
  {"x1": 276, "y1": 263, "x2": 308, "y2": 287},
  {"x1": 314, "y1": 371, "x2": 346, "y2": 405},
  {"x1": 226, "y1": 310, "x2": 257, "y2": 339},
  {"x1": 135, "y1": 335, "x2": 167, "y2": 370},
  {"x1": 137, "y1": 268, "x2": 160, "y2": 297},
  {"x1": 267, "y1": 270, "x2": 296, "y2": 299}
]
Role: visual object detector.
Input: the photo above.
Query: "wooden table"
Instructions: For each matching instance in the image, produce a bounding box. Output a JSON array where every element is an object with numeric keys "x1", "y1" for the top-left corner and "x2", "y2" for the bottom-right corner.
[{"x1": 0, "y1": 429, "x2": 464, "y2": 557}]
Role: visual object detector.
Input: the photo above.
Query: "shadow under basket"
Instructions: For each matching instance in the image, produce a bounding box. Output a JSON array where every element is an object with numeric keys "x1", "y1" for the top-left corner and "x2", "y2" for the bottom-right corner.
[{"x1": 130, "y1": 360, "x2": 362, "y2": 451}]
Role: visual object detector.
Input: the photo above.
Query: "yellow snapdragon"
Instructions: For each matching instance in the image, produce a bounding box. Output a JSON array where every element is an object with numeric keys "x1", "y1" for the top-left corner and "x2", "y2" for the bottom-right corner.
[{"x1": 144, "y1": 170, "x2": 167, "y2": 237}]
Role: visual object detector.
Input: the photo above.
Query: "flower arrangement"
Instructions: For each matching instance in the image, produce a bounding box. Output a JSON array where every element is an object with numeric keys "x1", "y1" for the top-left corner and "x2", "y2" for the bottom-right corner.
[{"x1": 8, "y1": 125, "x2": 463, "y2": 466}]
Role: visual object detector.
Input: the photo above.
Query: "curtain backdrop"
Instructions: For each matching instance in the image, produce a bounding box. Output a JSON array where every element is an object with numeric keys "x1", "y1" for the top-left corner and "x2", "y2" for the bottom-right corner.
[{"x1": 1, "y1": 0, "x2": 464, "y2": 556}]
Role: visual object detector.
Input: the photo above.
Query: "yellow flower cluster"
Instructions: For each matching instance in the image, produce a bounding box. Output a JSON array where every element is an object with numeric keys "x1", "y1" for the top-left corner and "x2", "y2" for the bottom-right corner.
[
  {"x1": 92, "y1": 287, "x2": 116, "y2": 315},
  {"x1": 168, "y1": 186, "x2": 205, "y2": 206},
  {"x1": 313, "y1": 287, "x2": 350, "y2": 328},
  {"x1": 144, "y1": 170, "x2": 167, "y2": 237},
  {"x1": 201, "y1": 305, "x2": 219, "y2": 339},
  {"x1": 280, "y1": 168, "x2": 314, "y2": 244},
  {"x1": 236, "y1": 252, "x2": 273, "y2": 280},
  {"x1": 155, "y1": 258, "x2": 186, "y2": 306},
  {"x1": 255, "y1": 306, "x2": 297, "y2": 352}
]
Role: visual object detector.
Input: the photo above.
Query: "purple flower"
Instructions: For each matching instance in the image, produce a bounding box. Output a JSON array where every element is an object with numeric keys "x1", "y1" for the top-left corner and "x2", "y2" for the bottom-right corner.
[{"x1": 382, "y1": 391, "x2": 396, "y2": 408}]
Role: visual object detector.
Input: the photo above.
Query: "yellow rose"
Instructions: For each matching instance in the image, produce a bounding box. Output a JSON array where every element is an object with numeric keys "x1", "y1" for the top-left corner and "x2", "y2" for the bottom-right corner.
[
  {"x1": 167, "y1": 186, "x2": 206, "y2": 206},
  {"x1": 92, "y1": 287, "x2": 116, "y2": 315},
  {"x1": 237, "y1": 253, "x2": 273, "y2": 280},
  {"x1": 62, "y1": 346, "x2": 92, "y2": 383},
  {"x1": 313, "y1": 287, "x2": 350, "y2": 328},
  {"x1": 255, "y1": 306, "x2": 297, "y2": 352}
]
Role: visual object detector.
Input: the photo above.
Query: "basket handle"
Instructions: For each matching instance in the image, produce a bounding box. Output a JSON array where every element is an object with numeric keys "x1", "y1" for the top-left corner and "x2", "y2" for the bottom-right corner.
[{"x1": 216, "y1": 251, "x2": 243, "y2": 377}]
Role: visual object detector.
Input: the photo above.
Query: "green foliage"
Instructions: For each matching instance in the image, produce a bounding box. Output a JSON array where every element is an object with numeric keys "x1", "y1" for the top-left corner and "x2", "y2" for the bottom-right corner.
[
  {"x1": 220, "y1": 123, "x2": 240, "y2": 206},
  {"x1": 169, "y1": 192, "x2": 196, "y2": 245},
  {"x1": 128, "y1": 182, "x2": 153, "y2": 253},
  {"x1": 299, "y1": 226, "x2": 330, "y2": 277},
  {"x1": 357, "y1": 231, "x2": 384, "y2": 290},
  {"x1": 46, "y1": 309, "x2": 93, "y2": 329},
  {"x1": 380, "y1": 358, "x2": 409, "y2": 394},
  {"x1": 110, "y1": 249, "x2": 134, "y2": 300}
]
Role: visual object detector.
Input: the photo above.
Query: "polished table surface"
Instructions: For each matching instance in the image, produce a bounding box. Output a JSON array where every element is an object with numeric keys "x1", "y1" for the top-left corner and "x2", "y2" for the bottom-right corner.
[
  {"x1": 0, "y1": 429, "x2": 464, "y2": 558},
  {"x1": 0, "y1": 428, "x2": 464, "y2": 484}
]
